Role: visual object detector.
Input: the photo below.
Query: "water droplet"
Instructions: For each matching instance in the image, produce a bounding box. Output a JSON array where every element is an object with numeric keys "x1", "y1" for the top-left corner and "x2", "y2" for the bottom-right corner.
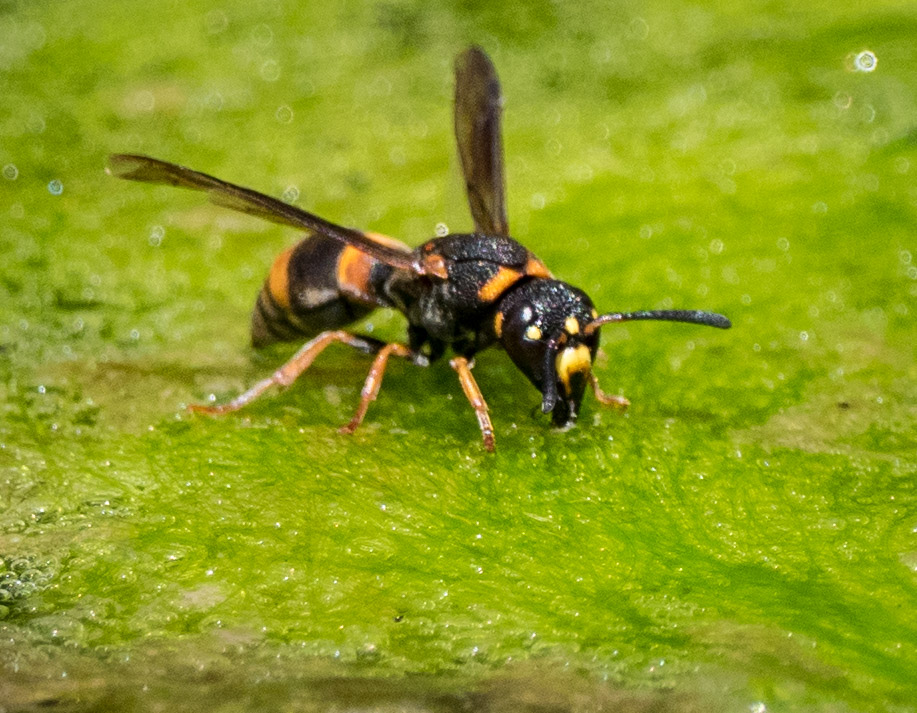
[
  {"x1": 853, "y1": 50, "x2": 877, "y2": 72},
  {"x1": 833, "y1": 92, "x2": 852, "y2": 110},
  {"x1": 260, "y1": 59, "x2": 280, "y2": 82},
  {"x1": 2, "y1": 164, "x2": 18, "y2": 180},
  {"x1": 275, "y1": 104, "x2": 293, "y2": 124},
  {"x1": 206, "y1": 10, "x2": 229, "y2": 34},
  {"x1": 48, "y1": 179, "x2": 63, "y2": 195},
  {"x1": 281, "y1": 185, "x2": 299, "y2": 203},
  {"x1": 389, "y1": 146, "x2": 406, "y2": 165},
  {"x1": 628, "y1": 16, "x2": 649, "y2": 40},
  {"x1": 252, "y1": 24, "x2": 273, "y2": 48},
  {"x1": 148, "y1": 225, "x2": 165, "y2": 247},
  {"x1": 434, "y1": 222, "x2": 449, "y2": 237}
]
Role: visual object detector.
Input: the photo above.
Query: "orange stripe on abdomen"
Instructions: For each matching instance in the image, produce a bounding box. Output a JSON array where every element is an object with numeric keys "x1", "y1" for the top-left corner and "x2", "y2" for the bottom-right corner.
[
  {"x1": 336, "y1": 245, "x2": 376, "y2": 304},
  {"x1": 267, "y1": 245, "x2": 295, "y2": 310}
]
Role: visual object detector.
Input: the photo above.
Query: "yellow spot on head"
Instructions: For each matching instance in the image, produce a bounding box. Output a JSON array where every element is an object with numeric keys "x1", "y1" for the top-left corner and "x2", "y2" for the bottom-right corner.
[
  {"x1": 555, "y1": 344, "x2": 592, "y2": 393},
  {"x1": 494, "y1": 311, "x2": 504, "y2": 338},
  {"x1": 525, "y1": 324, "x2": 542, "y2": 341},
  {"x1": 564, "y1": 315, "x2": 580, "y2": 335},
  {"x1": 591, "y1": 308, "x2": 598, "y2": 320}
]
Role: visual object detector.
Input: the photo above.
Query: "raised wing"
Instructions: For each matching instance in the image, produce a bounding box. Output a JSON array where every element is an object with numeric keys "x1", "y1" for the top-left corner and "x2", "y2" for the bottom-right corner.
[
  {"x1": 107, "y1": 154, "x2": 423, "y2": 274},
  {"x1": 454, "y1": 47, "x2": 509, "y2": 237}
]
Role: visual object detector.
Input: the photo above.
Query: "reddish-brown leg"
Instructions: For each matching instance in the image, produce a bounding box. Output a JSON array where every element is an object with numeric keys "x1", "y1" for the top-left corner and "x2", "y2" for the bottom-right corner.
[
  {"x1": 190, "y1": 330, "x2": 386, "y2": 415},
  {"x1": 449, "y1": 356, "x2": 495, "y2": 452},
  {"x1": 590, "y1": 372, "x2": 630, "y2": 410},
  {"x1": 339, "y1": 342, "x2": 413, "y2": 435}
]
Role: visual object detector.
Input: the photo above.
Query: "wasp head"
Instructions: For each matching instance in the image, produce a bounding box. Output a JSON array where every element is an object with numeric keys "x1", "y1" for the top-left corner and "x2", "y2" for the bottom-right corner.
[{"x1": 495, "y1": 279, "x2": 599, "y2": 428}]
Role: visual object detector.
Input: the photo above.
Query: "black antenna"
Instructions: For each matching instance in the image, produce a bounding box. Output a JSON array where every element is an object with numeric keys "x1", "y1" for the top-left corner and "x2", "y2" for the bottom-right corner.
[{"x1": 585, "y1": 310, "x2": 731, "y2": 335}]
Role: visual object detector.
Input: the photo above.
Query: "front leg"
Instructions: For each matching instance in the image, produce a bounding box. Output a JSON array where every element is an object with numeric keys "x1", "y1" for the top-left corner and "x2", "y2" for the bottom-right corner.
[
  {"x1": 590, "y1": 372, "x2": 630, "y2": 410},
  {"x1": 449, "y1": 356, "x2": 495, "y2": 452}
]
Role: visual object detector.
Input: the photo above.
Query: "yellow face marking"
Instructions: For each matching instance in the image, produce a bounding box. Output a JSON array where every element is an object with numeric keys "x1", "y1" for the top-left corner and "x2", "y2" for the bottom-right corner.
[
  {"x1": 267, "y1": 245, "x2": 295, "y2": 309},
  {"x1": 478, "y1": 266, "x2": 523, "y2": 302},
  {"x1": 493, "y1": 310, "x2": 504, "y2": 338},
  {"x1": 591, "y1": 308, "x2": 598, "y2": 319},
  {"x1": 564, "y1": 315, "x2": 580, "y2": 335},
  {"x1": 555, "y1": 344, "x2": 592, "y2": 394},
  {"x1": 525, "y1": 324, "x2": 542, "y2": 341}
]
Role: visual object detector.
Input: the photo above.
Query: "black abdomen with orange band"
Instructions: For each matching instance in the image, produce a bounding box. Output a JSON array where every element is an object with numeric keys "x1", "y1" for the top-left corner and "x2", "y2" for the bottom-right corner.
[{"x1": 252, "y1": 232, "x2": 409, "y2": 347}]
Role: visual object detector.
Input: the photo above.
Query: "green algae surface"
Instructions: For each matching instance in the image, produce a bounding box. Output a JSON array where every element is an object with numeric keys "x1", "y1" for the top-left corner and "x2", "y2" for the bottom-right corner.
[{"x1": 1, "y1": 1, "x2": 916, "y2": 710}]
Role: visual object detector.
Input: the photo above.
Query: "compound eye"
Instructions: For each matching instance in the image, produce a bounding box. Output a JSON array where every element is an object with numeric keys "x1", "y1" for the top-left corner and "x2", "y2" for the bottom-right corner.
[{"x1": 524, "y1": 324, "x2": 543, "y2": 341}]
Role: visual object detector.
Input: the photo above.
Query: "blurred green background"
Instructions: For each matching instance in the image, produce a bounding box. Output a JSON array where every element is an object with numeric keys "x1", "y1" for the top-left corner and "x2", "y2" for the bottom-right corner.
[{"x1": 1, "y1": 0, "x2": 916, "y2": 710}]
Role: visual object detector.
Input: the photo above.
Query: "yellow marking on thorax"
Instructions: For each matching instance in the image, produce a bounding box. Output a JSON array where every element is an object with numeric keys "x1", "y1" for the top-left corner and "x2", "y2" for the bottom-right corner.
[
  {"x1": 525, "y1": 324, "x2": 542, "y2": 341},
  {"x1": 267, "y1": 246, "x2": 295, "y2": 309},
  {"x1": 478, "y1": 266, "x2": 522, "y2": 302},
  {"x1": 524, "y1": 257, "x2": 552, "y2": 279},
  {"x1": 564, "y1": 316, "x2": 580, "y2": 335}
]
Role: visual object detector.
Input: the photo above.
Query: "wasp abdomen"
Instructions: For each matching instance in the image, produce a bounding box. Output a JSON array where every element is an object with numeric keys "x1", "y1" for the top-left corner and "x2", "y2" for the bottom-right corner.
[{"x1": 251, "y1": 233, "x2": 405, "y2": 348}]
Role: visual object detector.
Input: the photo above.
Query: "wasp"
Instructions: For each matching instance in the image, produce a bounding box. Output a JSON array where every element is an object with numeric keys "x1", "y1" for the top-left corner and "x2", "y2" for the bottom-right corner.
[{"x1": 108, "y1": 47, "x2": 730, "y2": 452}]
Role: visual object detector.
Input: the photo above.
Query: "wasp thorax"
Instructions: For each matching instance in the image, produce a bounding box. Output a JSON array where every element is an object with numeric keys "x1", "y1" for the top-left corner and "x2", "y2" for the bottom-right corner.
[{"x1": 495, "y1": 279, "x2": 599, "y2": 426}]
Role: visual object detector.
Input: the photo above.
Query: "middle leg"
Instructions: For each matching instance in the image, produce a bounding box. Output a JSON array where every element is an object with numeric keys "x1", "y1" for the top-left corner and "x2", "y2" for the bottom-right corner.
[{"x1": 450, "y1": 356, "x2": 495, "y2": 452}]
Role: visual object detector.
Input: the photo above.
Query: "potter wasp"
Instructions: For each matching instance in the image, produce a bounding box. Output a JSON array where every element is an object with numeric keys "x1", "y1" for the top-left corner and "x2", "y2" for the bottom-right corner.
[{"x1": 109, "y1": 47, "x2": 730, "y2": 451}]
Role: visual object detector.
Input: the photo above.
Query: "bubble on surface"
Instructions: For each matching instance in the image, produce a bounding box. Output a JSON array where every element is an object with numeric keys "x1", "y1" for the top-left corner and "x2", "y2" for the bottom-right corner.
[
  {"x1": 853, "y1": 50, "x2": 877, "y2": 72},
  {"x1": 434, "y1": 222, "x2": 449, "y2": 237},
  {"x1": 833, "y1": 92, "x2": 852, "y2": 110},
  {"x1": 48, "y1": 179, "x2": 63, "y2": 195},
  {"x1": 282, "y1": 185, "x2": 300, "y2": 203},
  {"x1": 2, "y1": 163, "x2": 18, "y2": 180},
  {"x1": 275, "y1": 104, "x2": 294, "y2": 124},
  {"x1": 149, "y1": 225, "x2": 165, "y2": 247},
  {"x1": 205, "y1": 10, "x2": 229, "y2": 35},
  {"x1": 260, "y1": 59, "x2": 280, "y2": 82}
]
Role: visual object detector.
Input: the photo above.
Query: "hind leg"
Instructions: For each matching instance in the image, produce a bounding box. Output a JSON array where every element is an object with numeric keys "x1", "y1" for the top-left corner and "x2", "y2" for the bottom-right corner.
[{"x1": 191, "y1": 330, "x2": 393, "y2": 415}]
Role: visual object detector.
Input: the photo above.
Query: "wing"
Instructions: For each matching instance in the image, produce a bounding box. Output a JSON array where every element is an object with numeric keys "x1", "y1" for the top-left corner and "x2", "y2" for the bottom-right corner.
[
  {"x1": 107, "y1": 154, "x2": 423, "y2": 274},
  {"x1": 454, "y1": 47, "x2": 509, "y2": 237}
]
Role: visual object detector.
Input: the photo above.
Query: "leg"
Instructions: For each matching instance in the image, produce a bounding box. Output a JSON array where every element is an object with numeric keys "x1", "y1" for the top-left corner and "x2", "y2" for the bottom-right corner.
[
  {"x1": 449, "y1": 356, "x2": 495, "y2": 452},
  {"x1": 190, "y1": 330, "x2": 385, "y2": 414},
  {"x1": 339, "y1": 342, "x2": 413, "y2": 435},
  {"x1": 590, "y1": 372, "x2": 630, "y2": 410}
]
